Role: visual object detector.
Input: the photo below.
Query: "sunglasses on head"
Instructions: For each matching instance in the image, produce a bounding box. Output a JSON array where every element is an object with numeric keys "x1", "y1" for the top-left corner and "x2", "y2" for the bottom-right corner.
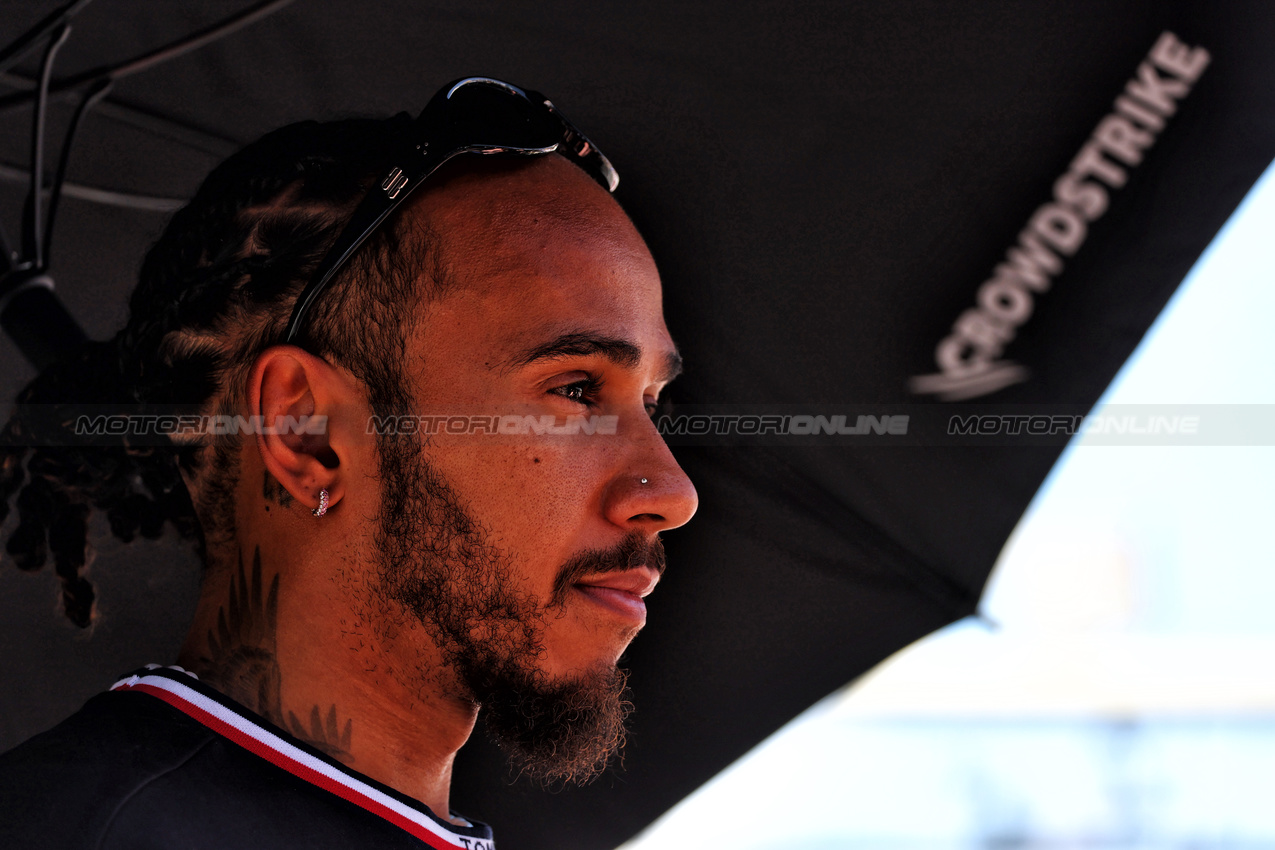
[{"x1": 283, "y1": 76, "x2": 618, "y2": 343}]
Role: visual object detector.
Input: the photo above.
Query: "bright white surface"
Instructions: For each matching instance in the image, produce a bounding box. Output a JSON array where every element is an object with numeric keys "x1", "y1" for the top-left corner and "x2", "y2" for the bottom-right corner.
[{"x1": 621, "y1": 161, "x2": 1275, "y2": 849}]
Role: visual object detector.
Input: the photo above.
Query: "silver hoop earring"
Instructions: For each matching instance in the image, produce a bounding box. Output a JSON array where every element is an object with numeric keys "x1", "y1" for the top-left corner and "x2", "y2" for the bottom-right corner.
[{"x1": 313, "y1": 488, "x2": 330, "y2": 518}]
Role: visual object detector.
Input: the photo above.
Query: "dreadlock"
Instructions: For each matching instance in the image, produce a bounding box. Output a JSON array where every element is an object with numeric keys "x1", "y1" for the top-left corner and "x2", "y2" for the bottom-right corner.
[{"x1": 1, "y1": 115, "x2": 442, "y2": 627}]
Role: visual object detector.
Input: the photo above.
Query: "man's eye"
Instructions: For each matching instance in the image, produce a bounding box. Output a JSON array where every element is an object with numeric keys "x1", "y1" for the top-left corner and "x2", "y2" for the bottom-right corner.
[{"x1": 551, "y1": 377, "x2": 602, "y2": 405}]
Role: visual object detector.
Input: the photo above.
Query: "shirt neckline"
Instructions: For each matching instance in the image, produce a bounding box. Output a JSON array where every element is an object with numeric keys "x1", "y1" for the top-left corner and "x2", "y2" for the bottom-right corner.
[{"x1": 111, "y1": 665, "x2": 495, "y2": 850}]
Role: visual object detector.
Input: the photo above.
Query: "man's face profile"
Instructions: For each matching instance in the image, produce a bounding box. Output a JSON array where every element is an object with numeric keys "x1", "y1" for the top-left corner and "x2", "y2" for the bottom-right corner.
[{"x1": 350, "y1": 155, "x2": 698, "y2": 783}]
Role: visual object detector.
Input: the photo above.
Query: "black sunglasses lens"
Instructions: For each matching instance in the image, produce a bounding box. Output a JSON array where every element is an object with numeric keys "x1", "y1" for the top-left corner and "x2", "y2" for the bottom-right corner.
[{"x1": 445, "y1": 81, "x2": 560, "y2": 150}]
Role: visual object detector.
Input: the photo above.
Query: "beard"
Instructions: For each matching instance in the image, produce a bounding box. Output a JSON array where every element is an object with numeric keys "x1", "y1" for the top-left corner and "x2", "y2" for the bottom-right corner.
[{"x1": 371, "y1": 433, "x2": 664, "y2": 786}]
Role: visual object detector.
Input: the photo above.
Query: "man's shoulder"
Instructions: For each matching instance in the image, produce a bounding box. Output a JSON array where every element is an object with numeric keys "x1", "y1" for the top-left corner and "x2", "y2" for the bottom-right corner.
[
  {"x1": 0, "y1": 685, "x2": 217, "y2": 848},
  {"x1": 0, "y1": 671, "x2": 491, "y2": 849}
]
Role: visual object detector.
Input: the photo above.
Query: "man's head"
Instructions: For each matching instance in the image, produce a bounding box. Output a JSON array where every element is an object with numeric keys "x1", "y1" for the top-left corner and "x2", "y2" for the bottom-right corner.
[
  {"x1": 2, "y1": 106, "x2": 696, "y2": 785},
  {"x1": 250, "y1": 153, "x2": 696, "y2": 782}
]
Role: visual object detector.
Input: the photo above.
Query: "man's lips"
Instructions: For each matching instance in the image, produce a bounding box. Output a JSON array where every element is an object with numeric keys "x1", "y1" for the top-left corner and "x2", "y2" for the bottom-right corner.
[{"x1": 573, "y1": 567, "x2": 660, "y2": 623}]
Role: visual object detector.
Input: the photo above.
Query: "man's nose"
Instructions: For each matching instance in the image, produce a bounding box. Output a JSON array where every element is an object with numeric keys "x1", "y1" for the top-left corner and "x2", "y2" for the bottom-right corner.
[{"x1": 603, "y1": 413, "x2": 698, "y2": 532}]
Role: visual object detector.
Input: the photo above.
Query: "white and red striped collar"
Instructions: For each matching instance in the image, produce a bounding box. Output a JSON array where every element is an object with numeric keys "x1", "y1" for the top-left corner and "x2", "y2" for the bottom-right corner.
[{"x1": 111, "y1": 666, "x2": 494, "y2": 850}]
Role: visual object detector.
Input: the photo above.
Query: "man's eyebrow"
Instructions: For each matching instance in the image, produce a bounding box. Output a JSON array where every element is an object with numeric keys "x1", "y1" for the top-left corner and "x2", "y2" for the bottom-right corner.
[{"x1": 509, "y1": 331, "x2": 684, "y2": 382}]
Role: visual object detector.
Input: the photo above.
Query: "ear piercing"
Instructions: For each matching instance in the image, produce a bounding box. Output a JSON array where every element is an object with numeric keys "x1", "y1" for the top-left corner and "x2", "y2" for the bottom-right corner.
[{"x1": 313, "y1": 488, "x2": 330, "y2": 518}]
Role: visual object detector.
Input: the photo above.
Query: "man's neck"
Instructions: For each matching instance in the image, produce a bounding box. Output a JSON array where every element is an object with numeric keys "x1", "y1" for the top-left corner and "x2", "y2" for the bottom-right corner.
[{"x1": 176, "y1": 538, "x2": 478, "y2": 823}]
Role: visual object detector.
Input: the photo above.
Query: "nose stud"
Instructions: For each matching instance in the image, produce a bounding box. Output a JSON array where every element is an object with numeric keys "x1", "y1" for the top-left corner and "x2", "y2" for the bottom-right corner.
[{"x1": 640, "y1": 478, "x2": 649, "y2": 485}]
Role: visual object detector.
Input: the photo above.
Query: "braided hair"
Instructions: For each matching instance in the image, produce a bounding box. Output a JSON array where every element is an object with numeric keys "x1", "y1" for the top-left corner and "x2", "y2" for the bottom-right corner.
[{"x1": 1, "y1": 115, "x2": 439, "y2": 627}]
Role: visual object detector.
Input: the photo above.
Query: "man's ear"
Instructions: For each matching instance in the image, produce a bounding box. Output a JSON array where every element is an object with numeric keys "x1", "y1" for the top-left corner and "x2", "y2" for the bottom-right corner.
[{"x1": 248, "y1": 346, "x2": 349, "y2": 514}]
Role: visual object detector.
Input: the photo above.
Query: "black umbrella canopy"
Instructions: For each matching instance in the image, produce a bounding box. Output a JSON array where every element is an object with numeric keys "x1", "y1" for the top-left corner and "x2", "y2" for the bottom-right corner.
[{"x1": 2, "y1": 2, "x2": 1273, "y2": 848}]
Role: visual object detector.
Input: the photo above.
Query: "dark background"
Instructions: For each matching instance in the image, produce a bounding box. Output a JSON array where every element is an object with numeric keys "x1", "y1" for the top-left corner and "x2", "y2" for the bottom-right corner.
[{"x1": 2, "y1": 2, "x2": 1273, "y2": 848}]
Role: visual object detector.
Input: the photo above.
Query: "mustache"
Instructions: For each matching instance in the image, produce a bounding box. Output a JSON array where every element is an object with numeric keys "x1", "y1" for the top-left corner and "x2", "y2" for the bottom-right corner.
[{"x1": 549, "y1": 532, "x2": 667, "y2": 607}]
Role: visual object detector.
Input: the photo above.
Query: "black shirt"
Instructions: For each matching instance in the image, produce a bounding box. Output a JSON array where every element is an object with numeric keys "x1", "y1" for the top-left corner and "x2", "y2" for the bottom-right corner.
[{"x1": 0, "y1": 666, "x2": 495, "y2": 849}]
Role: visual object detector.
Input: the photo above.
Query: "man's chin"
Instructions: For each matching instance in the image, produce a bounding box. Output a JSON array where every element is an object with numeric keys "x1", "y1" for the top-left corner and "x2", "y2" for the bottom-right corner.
[{"x1": 479, "y1": 662, "x2": 632, "y2": 787}]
